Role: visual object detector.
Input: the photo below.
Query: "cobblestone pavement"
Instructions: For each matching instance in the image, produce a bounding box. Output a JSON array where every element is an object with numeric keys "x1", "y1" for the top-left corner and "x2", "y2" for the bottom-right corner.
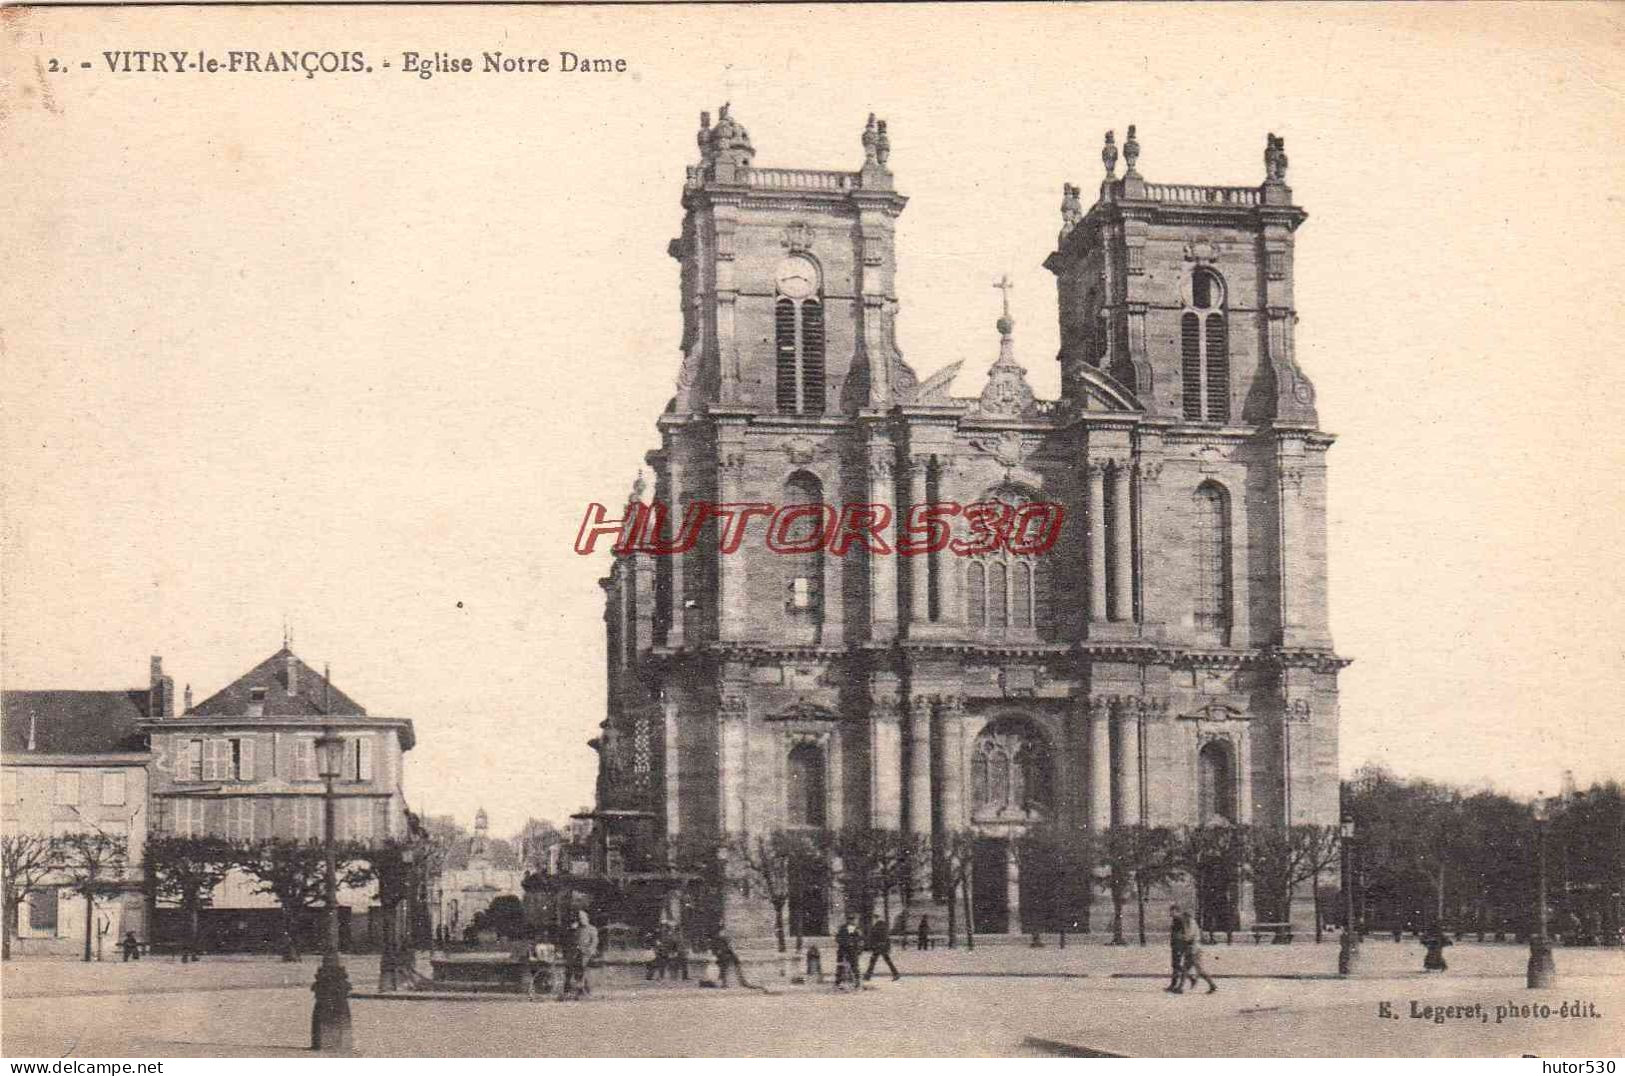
[{"x1": 3, "y1": 941, "x2": 1621, "y2": 1057}]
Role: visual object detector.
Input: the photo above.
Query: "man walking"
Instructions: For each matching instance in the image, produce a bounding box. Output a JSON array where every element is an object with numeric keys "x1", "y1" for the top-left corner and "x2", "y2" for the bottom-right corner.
[
  {"x1": 1178, "y1": 909, "x2": 1217, "y2": 994},
  {"x1": 1165, "y1": 905, "x2": 1187, "y2": 993},
  {"x1": 833, "y1": 913, "x2": 865, "y2": 991},
  {"x1": 864, "y1": 914, "x2": 901, "y2": 982},
  {"x1": 711, "y1": 930, "x2": 753, "y2": 988}
]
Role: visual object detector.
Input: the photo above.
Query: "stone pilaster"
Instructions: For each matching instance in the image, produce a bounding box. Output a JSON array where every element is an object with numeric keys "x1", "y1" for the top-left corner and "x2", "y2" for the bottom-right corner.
[
  {"x1": 1088, "y1": 698, "x2": 1112, "y2": 833},
  {"x1": 1111, "y1": 462, "x2": 1135, "y2": 622},
  {"x1": 1087, "y1": 461, "x2": 1109, "y2": 623}
]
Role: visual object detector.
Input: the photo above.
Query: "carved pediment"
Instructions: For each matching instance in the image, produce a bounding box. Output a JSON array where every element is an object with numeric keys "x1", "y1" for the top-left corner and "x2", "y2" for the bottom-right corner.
[
  {"x1": 766, "y1": 699, "x2": 840, "y2": 723},
  {"x1": 1180, "y1": 702, "x2": 1248, "y2": 723}
]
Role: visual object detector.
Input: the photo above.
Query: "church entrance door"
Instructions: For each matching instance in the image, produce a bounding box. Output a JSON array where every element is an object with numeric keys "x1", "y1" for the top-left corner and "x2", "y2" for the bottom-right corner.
[
  {"x1": 788, "y1": 855, "x2": 828, "y2": 937},
  {"x1": 972, "y1": 836, "x2": 1010, "y2": 935}
]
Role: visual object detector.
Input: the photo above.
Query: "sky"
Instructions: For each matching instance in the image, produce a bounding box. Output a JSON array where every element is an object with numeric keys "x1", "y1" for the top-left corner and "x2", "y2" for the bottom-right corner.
[{"x1": 3, "y1": 4, "x2": 1624, "y2": 837}]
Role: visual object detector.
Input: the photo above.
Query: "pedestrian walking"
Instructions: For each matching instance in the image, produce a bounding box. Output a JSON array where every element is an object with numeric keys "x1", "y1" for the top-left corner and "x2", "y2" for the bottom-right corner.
[
  {"x1": 1178, "y1": 910, "x2": 1217, "y2": 994},
  {"x1": 563, "y1": 910, "x2": 597, "y2": 999},
  {"x1": 833, "y1": 913, "x2": 865, "y2": 991},
  {"x1": 864, "y1": 915, "x2": 901, "y2": 982},
  {"x1": 1421, "y1": 923, "x2": 1451, "y2": 972},
  {"x1": 120, "y1": 931, "x2": 141, "y2": 962},
  {"x1": 1164, "y1": 905, "x2": 1187, "y2": 993},
  {"x1": 916, "y1": 914, "x2": 932, "y2": 952},
  {"x1": 711, "y1": 930, "x2": 754, "y2": 988}
]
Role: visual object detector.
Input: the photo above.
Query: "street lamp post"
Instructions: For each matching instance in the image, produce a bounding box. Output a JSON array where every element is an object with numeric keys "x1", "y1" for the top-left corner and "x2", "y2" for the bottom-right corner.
[
  {"x1": 311, "y1": 728, "x2": 353, "y2": 1051},
  {"x1": 1338, "y1": 817, "x2": 1360, "y2": 976},
  {"x1": 1527, "y1": 795, "x2": 1556, "y2": 989}
]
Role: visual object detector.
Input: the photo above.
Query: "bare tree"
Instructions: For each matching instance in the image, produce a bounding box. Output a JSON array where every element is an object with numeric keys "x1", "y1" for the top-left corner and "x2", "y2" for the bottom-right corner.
[
  {"x1": 56, "y1": 831, "x2": 130, "y2": 962},
  {"x1": 726, "y1": 830, "x2": 821, "y2": 952},
  {"x1": 939, "y1": 829, "x2": 978, "y2": 950},
  {"x1": 1, "y1": 834, "x2": 60, "y2": 961}
]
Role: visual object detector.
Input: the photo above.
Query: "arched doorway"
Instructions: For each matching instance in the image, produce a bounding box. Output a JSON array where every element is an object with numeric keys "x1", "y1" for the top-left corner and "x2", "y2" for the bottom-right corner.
[
  {"x1": 967, "y1": 716, "x2": 1054, "y2": 933},
  {"x1": 785, "y1": 741, "x2": 829, "y2": 936},
  {"x1": 1195, "y1": 740, "x2": 1241, "y2": 932}
]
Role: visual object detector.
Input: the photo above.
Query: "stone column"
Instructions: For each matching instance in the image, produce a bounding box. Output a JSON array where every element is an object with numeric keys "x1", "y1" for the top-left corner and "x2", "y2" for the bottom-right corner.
[
  {"x1": 664, "y1": 450, "x2": 686, "y2": 647},
  {"x1": 717, "y1": 438, "x2": 747, "y2": 641},
  {"x1": 719, "y1": 693, "x2": 748, "y2": 835},
  {"x1": 1114, "y1": 700, "x2": 1141, "y2": 826},
  {"x1": 907, "y1": 696, "x2": 933, "y2": 839},
  {"x1": 1088, "y1": 700, "x2": 1112, "y2": 833},
  {"x1": 871, "y1": 689, "x2": 903, "y2": 829},
  {"x1": 1087, "y1": 461, "x2": 1109, "y2": 623},
  {"x1": 940, "y1": 460, "x2": 962, "y2": 624},
  {"x1": 663, "y1": 695, "x2": 681, "y2": 841},
  {"x1": 939, "y1": 697, "x2": 967, "y2": 833},
  {"x1": 1111, "y1": 462, "x2": 1135, "y2": 623},
  {"x1": 907, "y1": 696, "x2": 934, "y2": 900},
  {"x1": 1277, "y1": 453, "x2": 1307, "y2": 644},
  {"x1": 869, "y1": 447, "x2": 899, "y2": 640},
  {"x1": 907, "y1": 456, "x2": 931, "y2": 628},
  {"x1": 1005, "y1": 839, "x2": 1022, "y2": 935}
]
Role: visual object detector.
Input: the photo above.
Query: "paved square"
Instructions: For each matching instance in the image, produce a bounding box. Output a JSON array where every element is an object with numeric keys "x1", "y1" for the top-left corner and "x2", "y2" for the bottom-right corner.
[{"x1": 3, "y1": 940, "x2": 1621, "y2": 1057}]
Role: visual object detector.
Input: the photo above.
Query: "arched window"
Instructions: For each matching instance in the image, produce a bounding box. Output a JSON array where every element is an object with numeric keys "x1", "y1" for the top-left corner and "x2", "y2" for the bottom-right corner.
[
  {"x1": 971, "y1": 718, "x2": 1052, "y2": 816},
  {"x1": 781, "y1": 472, "x2": 824, "y2": 622},
  {"x1": 962, "y1": 488, "x2": 1043, "y2": 636},
  {"x1": 1198, "y1": 740, "x2": 1236, "y2": 823},
  {"x1": 1181, "y1": 268, "x2": 1230, "y2": 422},
  {"x1": 774, "y1": 257, "x2": 826, "y2": 415},
  {"x1": 967, "y1": 562, "x2": 986, "y2": 627},
  {"x1": 786, "y1": 742, "x2": 826, "y2": 828},
  {"x1": 1193, "y1": 482, "x2": 1232, "y2": 636}
]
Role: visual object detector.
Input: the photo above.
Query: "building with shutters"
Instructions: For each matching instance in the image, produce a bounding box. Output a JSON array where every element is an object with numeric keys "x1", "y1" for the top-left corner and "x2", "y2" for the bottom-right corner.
[
  {"x1": 1, "y1": 660, "x2": 162, "y2": 956},
  {"x1": 593, "y1": 111, "x2": 1346, "y2": 937},
  {"x1": 140, "y1": 645, "x2": 415, "y2": 951}
]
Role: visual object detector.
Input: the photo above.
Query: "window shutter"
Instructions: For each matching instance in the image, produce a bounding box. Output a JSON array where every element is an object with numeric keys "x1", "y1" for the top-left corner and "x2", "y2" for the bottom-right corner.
[
  {"x1": 1181, "y1": 312, "x2": 1203, "y2": 420},
  {"x1": 238, "y1": 737, "x2": 256, "y2": 782},
  {"x1": 800, "y1": 299, "x2": 825, "y2": 414},
  {"x1": 356, "y1": 737, "x2": 373, "y2": 782},
  {"x1": 775, "y1": 298, "x2": 799, "y2": 413},
  {"x1": 201, "y1": 739, "x2": 218, "y2": 782},
  {"x1": 1204, "y1": 316, "x2": 1230, "y2": 423}
]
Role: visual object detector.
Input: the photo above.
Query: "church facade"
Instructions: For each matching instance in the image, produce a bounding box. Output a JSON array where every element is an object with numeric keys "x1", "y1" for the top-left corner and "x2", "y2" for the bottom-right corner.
[{"x1": 594, "y1": 109, "x2": 1345, "y2": 936}]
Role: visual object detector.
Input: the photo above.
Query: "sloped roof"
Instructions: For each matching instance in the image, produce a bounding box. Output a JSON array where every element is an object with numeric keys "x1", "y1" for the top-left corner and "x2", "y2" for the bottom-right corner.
[
  {"x1": 188, "y1": 647, "x2": 367, "y2": 717},
  {"x1": 1, "y1": 690, "x2": 151, "y2": 755}
]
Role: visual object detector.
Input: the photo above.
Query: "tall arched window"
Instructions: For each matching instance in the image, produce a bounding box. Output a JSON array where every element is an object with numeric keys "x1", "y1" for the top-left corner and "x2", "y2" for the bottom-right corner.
[
  {"x1": 1193, "y1": 482, "x2": 1233, "y2": 636},
  {"x1": 1181, "y1": 268, "x2": 1230, "y2": 422},
  {"x1": 1198, "y1": 739, "x2": 1236, "y2": 823},
  {"x1": 971, "y1": 718, "x2": 1052, "y2": 817},
  {"x1": 781, "y1": 471, "x2": 825, "y2": 623},
  {"x1": 962, "y1": 489, "x2": 1043, "y2": 636},
  {"x1": 774, "y1": 256, "x2": 826, "y2": 415},
  {"x1": 786, "y1": 742, "x2": 826, "y2": 828}
]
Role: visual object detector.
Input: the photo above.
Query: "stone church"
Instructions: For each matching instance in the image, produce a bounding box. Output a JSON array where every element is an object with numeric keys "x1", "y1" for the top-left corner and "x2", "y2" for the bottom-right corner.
[{"x1": 593, "y1": 107, "x2": 1345, "y2": 936}]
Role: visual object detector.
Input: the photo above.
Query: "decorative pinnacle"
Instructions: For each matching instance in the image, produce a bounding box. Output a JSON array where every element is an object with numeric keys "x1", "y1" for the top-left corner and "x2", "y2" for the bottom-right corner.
[
  {"x1": 1123, "y1": 124, "x2": 1140, "y2": 176},
  {"x1": 1102, "y1": 130, "x2": 1118, "y2": 177},
  {"x1": 863, "y1": 112, "x2": 878, "y2": 164}
]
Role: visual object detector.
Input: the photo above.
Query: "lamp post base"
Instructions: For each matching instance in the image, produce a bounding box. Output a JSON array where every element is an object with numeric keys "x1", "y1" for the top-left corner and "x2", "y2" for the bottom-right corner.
[
  {"x1": 311, "y1": 958, "x2": 354, "y2": 1052},
  {"x1": 1526, "y1": 938, "x2": 1557, "y2": 989},
  {"x1": 1337, "y1": 935, "x2": 1361, "y2": 976}
]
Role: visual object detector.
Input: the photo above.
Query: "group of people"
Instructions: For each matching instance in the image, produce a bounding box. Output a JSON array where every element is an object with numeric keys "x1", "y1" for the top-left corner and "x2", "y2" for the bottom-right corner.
[
  {"x1": 1165, "y1": 905, "x2": 1218, "y2": 995},
  {"x1": 831, "y1": 912, "x2": 903, "y2": 990}
]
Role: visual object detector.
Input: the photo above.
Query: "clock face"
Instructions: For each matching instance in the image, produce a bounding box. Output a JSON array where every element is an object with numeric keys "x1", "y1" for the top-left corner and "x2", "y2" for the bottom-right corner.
[{"x1": 775, "y1": 256, "x2": 819, "y2": 300}]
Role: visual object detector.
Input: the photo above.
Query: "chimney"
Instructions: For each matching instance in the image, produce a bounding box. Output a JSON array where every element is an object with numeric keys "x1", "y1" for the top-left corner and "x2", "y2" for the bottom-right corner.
[
  {"x1": 324, "y1": 664, "x2": 332, "y2": 713},
  {"x1": 285, "y1": 653, "x2": 299, "y2": 696},
  {"x1": 149, "y1": 655, "x2": 174, "y2": 718},
  {"x1": 183, "y1": 683, "x2": 193, "y2": 713}
]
